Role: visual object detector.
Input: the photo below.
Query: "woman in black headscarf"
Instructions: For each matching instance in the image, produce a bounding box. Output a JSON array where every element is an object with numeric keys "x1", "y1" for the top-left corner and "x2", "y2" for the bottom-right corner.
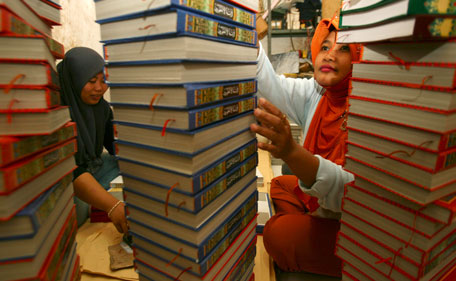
[{"x1": 58, "y1": 47, "x2": 127, "y2": 233}]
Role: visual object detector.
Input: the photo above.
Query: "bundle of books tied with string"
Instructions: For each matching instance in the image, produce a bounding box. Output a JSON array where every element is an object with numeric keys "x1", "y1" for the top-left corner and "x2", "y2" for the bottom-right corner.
[
  {"x1": 334, "y1": 0, "x2": 456, "y2": 280},
  {"x1": 94, "y1": 0, "x2": 259, "y2": 279},
  {"x1": 0, "y1": 0, "x2": 81, "y2": 280}
]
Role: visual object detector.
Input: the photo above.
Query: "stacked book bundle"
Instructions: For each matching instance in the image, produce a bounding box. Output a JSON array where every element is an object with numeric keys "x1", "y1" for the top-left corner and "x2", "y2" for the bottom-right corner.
[
  {"x1": 0, "y1": 0, "x2": 80, "y2": 280},
  {"x1": 94, "y1": 0, "x2": 259, "y2": 280},
  {"x1": 336, "y1": 0, "x2": 456, "y2": 280}
]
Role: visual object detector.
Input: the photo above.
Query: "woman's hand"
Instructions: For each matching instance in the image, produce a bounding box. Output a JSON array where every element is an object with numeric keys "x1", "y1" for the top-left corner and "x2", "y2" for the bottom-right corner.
[
  {"x1": 250, "y1": 98, "x2": 299, "y2": 160},
  {"x1": 109, "y1": 201, "x2": 128, "y2": 233}
]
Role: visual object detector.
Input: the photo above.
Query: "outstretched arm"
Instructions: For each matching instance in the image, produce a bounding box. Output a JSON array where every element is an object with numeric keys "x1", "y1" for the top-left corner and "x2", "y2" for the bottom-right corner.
[{"x1": 73, "y1": 172, "x2": 128, "y2": 233}]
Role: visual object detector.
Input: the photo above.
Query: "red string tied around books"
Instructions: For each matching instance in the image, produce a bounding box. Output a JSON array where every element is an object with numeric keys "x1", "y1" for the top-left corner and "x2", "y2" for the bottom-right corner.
[
  {"x1": 166, "y1": 248, "x2": 183, "y2": 267},
  {"x1": 388, "y1": 52, "x2": 411, "y2": 70},
  {"x1": 375, "y1": 140, "x2": 434, "y2": 159},
  {"x1": 6, "y1": 99, "x2": 19, "y2": 123},
  {"x1": 4, "y1": 74, "x2": 25, "y2": 94},
  {"x1": 174, "y1": 266, "x2": 192, "y2": 281},
  {"x1": 165, "y1": 182, "x2": 179, "y2": 217},
  {"x1": 161, "y1": 119, "x2": 176, "y2": 137},
  {"x1": 149, "y1": 93, "x2": 163, "y2": 110}
]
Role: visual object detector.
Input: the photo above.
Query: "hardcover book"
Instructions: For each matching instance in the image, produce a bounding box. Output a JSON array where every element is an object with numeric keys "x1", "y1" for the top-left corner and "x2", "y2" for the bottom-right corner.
[
  {"x1": 0, "y1": 6, "x2": 64, "y2": 58},
  {"x1": 104, "y1": 36, "x2": 257, "y2": 64},
  {"x1": 95, "y1": 0, "x2": 255, "y2": 29},
  {"x1": 0, "y1": 86, "x2": 60, "y2": 111},
  {"x1": 0, "y1": 36, "x2": 60, "y2": 70},
  {"x1": 115, "y1": 112, "x2": 255, "y2": 154},
  {"x1": 345, "y1": 156, "x2": 456, "y2": 205},
  {"x1": 256, "y1": 191, "x2": 272, "y2": 234},
  {"x1": 0, "y1": 0, "x2": 51, "y2": 36},
  {"x1": 122, "y1": 153, "x2": 257, "y2": 212},
  {"x1": 0, "y1": 138, "x2": 76, "y2": 192},
  {"x1": 128, "y1": 197, "x2": 257, "y2": 261},
  {"x1": 0, "y1": 155, "x2": 75, "y2": 220},
  {"x1": 118, "y1": 140, "x2": 256, "y2": 194},
  {"x1": 112, "y1": 95, "x2": 255, "y2": 130},
  {"x1": 360, "y1": 40, "x2": 456, "y2": 64},
  {"x1": 347, "y1": 127, "x2": 456, "y2": 173},
  {"x1": 132, "y1": 215, "x2": 257, "y2": 277},
  {"x1": 99, "y1": 8, "x2": 256, "y2": 46},
  {"x1": 339, "y1": 0, "x2": 456, "y2": 28},
  {"x1": 225, "y1": 0, "x2": 258, "y2": 12},
  {"x1": 106, "y1": 61, "x2": 256, "y2": 85},
  {"x1": 0, "y1": 190, "x2": 73, "y2": 261},
  {"x1": 337, "y1": 16, "x2": 456, "y2": 43},
  {"x1": 125, "y1": 173, "x2": 256, "y2": 229},
  {"x1": 0, "y1": 59, "x2": 59, "y2": 88},
  {"x1": 0, "y1": 174, "x2": 73, "y2": 240},
  {"x1": 23, "y1": 0, "x2": 61, "y2": 25},
  {"x1": 117, "y1": 135, "x2": 256, "y2": 176},
  {"x1": 0, "y1": 204, "x2": 76, "y2": 280},
  {"x1": 0, "y1": 106, "x2": 70, "y2": 136},
  {"x1": 0, "y1": 122, "x2": 76, "y2": 167},
  {"x1": 347, "y1": 113, "x2": 456, "y2": 152},
  {"x1": 133, "y1": 219, "x2": 256, "y2": 281}
]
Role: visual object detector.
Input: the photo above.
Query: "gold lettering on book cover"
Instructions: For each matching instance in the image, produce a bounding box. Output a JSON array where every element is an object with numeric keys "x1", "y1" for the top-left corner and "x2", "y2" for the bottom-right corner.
[{"x1": 36, "y1": 174, "x2": 72, "y2": 225}]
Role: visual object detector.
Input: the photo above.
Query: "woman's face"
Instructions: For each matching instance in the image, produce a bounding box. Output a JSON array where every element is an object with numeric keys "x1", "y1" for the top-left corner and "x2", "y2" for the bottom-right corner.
[
  {"x1": 80, "y1": 72, "x2": 108, "y2": 105},
  {"x1": 314, "y1": 31, "x2": 352, "y2": 87}
]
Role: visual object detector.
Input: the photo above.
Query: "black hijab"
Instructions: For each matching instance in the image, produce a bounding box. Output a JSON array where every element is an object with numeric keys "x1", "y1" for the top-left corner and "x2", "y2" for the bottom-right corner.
[{"x1": 57, "y1": 47, "x2": 111, "y2": 174}]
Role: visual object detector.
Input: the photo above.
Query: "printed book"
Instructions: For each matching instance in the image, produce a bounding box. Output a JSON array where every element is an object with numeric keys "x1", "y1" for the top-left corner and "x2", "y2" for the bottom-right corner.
[
  {"x1": 0, "y1": 0, "x2": 51, "y2": 36},
  {"x1": 0, "y1": 6, "x2": 64, "y2": 58},
  {"x1": 256, "y1": 191, "x2": 272, "y2": 234},
  {"x1": 0, "y1": 86, "x2": 60, "y2": 111},
  {"x1": 0, "y1": 59, "x2": 59, "y2": 89},
  {"x1": 111, "y1": 95, "x2": 256, "y2": 130},
  {"x1": 23, "y1": 0, "x2": 61, "y2": 25},
  {"x1": 0, "y1": 121, "x2": 76, "y2": 167},
  {"x1": 109, "y1": 79, "x2": 257, "y2": 108},
  {"x1": 122, "y1": 153, "x2": 256, "y2": 212},
  {"x1": 117, "y1": 134, "x2": 255, "y2": 176}
]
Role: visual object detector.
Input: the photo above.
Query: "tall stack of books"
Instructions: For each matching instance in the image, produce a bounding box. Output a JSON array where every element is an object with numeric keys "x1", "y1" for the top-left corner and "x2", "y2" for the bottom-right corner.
[
  {"x1": 0, "y1": 1, "x2": 80, "y2": 280},
  {"x1": 334, "y1": 1, "x2": 456, "y2": 280},
  {"x1": 94, "y1": 0, "x2": 259, "y2": 280}
]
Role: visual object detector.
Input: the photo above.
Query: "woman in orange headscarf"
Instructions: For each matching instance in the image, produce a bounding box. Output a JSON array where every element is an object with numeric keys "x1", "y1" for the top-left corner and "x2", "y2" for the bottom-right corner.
[{"x1": 251, "y1": 17, "x2": 361, "y2": 277}]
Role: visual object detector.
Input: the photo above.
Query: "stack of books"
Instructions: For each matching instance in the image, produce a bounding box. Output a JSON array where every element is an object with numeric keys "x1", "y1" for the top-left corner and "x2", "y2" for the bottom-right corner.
[
  {"x1": 94, "y1": 0, "x2": 259, "y2": 279},
  {"x1": 0, "y1": 1, "x2": 80, "y2": 280},
  {"x1": 335, "y1": 1, "x2": 456, "y2": 280}
]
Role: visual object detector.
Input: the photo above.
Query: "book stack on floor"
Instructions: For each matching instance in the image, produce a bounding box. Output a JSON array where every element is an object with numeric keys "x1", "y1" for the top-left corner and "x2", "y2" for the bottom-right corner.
[
  {"x1": 335, "y1": 1, "x2": 456, "y2": 280},
  {"x1": 0, "y1": 1, "x2": 80, "y2": 280},
  {"x1": 94, "y1": 0, "x2": 259, "y2": 280}
]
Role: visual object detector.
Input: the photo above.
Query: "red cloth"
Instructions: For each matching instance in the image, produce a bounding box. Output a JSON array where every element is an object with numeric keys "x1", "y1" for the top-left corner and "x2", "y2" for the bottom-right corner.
[{"x1": 263, "y1": 176, "x2": 342, "y2": 277}]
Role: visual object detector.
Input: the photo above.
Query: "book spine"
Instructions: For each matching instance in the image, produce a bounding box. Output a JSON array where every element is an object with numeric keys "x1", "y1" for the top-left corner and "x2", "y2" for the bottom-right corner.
[
  {"x1": 191, "y1": 96, "x2": 255, "y2": 129},
  {"x1": 197, "y1": 140, "x2": 256, "y2": 191},
  {"x1": 34, "y1": 173, "x2": 72, "y2": 226},
  {"x1": 200, "y1": 193, "x2": 257, "y2": 259},
  {"x1": 180, "y1": 10, "x2": 256, "y2": 46},
  {"x1": 196, "y1": 153, "x2": 256, "y2": 210},
  {"x1": 225, "y1": 238, "x2": 256, "y2": 281},
  {"x1": 408, "y1": 0, "x2": 455, "y2": 15},
  {"x1": 443, "y1": 131, "x2": 456, "y2": 150},
  {"x1": 3, "y1": 139, "x2": 76, "y2": 191},
  {"x1": 70, "y1": 255, "x2": 81, "y2": 281},
  {"x1": 190, "y1": 80, "x2": 257, "y2": 107},
  {"x1": 177, "y1": 0, "x2": 255, "y2": 28},
  {"x1": 0, "y1": 7, "x2": 64, "y2": 58}
]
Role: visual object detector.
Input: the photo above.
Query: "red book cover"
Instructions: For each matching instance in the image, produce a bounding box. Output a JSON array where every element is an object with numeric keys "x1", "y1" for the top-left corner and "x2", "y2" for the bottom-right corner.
[
  {"x1": 0, "y1": 6, "x2": 64, "y2": 58},
  {"x1": 0, "y1": 138, "x2": 76, "y2": 194},
  {"x1": 0, "y1": 122, "x2": 76, "y2": 167}
]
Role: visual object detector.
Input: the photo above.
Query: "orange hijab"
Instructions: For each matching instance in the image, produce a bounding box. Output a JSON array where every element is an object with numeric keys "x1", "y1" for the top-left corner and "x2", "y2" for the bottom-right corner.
[
  {"x1": 304, "y1": 18, "x2": 360, "y2": 166},
  {"x1": 295, "y1": 18, "x2": 360, "y2": 212}
]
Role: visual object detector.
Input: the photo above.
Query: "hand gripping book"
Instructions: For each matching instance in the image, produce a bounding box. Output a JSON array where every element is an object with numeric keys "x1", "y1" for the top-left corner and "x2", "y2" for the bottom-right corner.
[
  {"x1": 109, "y1": 80, "x2": 257, "y2": 109},
  {"x1": 339, "y1": 0, "x2": 456, "y2": 29},
  {"x1": 0, "y1": 106, "x2": 70, "y2": 136},
  {"x1": 0, "y1": 138, "x2": 76, "y2": 193},
  {"x1": 122, "y1": 152, "x2": 257, "y2": 212},
  {"x1": 132, "y1": 215, "x2": 257, "y2": 278},
  {"x1": 0, "y1": 0, "x2": 51, "y2": 37},
  {"x1": 133, "y1": 217, "x2": 257, "y2": 281},
  {"x1": 0, "y1": 204, "x2": 77, "y2": 280},
  {"x1": 22, "y1": 0, "x2": 61, "y2": 26},
  {"x1": 112, "y1": 95, "x2": 256, "y2": 130},
  {"x1": 0, "y1": 173, "x2": 73, "y2": 240},
  {"x1": 118, "y1": 139, "x2": 257, "y2": 194},
  {"x1": 95, "y1": 0, "x2": 256, "y2": 29},
  {"x1": 128, "y1": 193, "x2": 257, "y2": 262},
  {"x1": 0, "y1": 6, "x2": 64, "y2": 58},
  {"x1": 103, "y1": 36, "x2": 257, "y2": 64},
  {"x1": 0, "y1": 153, "x2": 76, "y2": 220},
  {"x1": 0, "y1": 185, "x2": 73, "y2": 262},
  {"x1": 99, "y1": 7, "x2": 256, "y2": 47},
  {"x1": 0, "y1": 121, "x2": 76, "y2": 167}
]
